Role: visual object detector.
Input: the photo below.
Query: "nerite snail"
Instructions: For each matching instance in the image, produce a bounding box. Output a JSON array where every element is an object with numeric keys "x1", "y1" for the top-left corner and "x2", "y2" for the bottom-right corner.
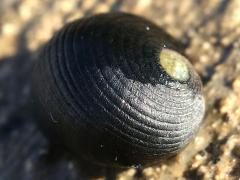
[{"x1": 32, "y1": 12, "x2": 205, "y2": 168}]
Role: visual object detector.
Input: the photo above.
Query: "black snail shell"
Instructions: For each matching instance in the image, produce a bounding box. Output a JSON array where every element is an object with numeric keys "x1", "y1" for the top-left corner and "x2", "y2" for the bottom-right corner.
[{"x1": 32, "y1": 12, "x2": 205, "y2": 168}]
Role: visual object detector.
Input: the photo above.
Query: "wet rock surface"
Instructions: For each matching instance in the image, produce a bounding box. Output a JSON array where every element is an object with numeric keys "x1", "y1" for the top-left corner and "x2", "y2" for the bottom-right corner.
[{"x1": 0, "y1": 0, "x2": 240, "y2": 179}]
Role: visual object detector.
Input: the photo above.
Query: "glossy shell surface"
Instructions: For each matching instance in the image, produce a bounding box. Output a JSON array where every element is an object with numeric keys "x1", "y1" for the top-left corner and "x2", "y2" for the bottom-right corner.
[{"x1": 32, "y1": 12, "x2": 205, "y2": 167}]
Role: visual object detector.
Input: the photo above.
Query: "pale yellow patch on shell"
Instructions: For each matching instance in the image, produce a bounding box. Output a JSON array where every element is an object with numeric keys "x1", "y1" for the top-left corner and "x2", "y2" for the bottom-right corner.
[{"x1": 159, "y1": 49, "x2": 190, "y2": 81}]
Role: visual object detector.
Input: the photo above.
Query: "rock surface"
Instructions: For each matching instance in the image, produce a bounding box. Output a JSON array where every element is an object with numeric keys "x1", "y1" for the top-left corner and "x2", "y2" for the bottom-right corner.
[{"x1": 0, "y1": 0, "x2": 240, "y2": 179}]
